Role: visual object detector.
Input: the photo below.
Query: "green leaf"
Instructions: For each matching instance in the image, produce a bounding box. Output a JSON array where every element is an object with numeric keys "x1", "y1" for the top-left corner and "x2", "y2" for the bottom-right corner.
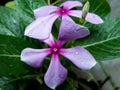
[
  {"x1": 0, "y1": 77, "x2": 41, "y2": 90},
  {"x1": 89, "y1": 0, "x2": 111, "y2": 17},
  {"x1": 0, "y1": 35, "x2": 35, "y2": 77},
  {"x1": 75, "y1": 17, "x2": 120, "y2": 61},
  {"x1": 15, "y1": 0, "x2": 47, "y2": 25},
  {"x1": 84, "y1": 36, "x2": 120, "y2": 61},
  {"x1": 0, "y1": 77, "x2": 16, "y2": 89},
  {"x1": 0, "y1": 6, "x2": 24, "y2": 37}
]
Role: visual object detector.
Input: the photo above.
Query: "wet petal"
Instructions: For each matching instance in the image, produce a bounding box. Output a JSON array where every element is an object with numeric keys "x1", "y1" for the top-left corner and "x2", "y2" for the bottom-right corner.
[
  {"x1": 69, "y1": 10, "x2": 103, "y2": 24},
  {"x1": 42, "y1": 34, "x2": 55, "y2": 47},
  {"x1": 34, "y1": 5, "x2": 58, "y2": 18},
  {"x1": 60, "y1": 1, "x2": 83, "y2": 9},
  {"x1": 21, "y1": 48, "x2": 51, "y2": 67},
  {"x1": 25, "y1": 14, "x2": 59, "y2": 40},
  {"x1": 86, "y1": 13, "x2": 104, "y2": 24},
  {"x1": 60, "y1": 46, "x2": 96, "y2": 70},
  {"x1": 44, "y1": 55, "x2": 67, "y2": 89},
  {"x1": 58, "y1": 19, "x2": 90, "y2": 46}
]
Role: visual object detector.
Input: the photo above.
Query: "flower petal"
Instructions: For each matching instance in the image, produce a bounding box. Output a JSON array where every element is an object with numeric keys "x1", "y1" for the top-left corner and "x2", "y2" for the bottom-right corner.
[
  {"x1": 34, "y1": 5, "x2": 58, "y2": 18},
  {"x1": 69, "y1": 10, "x2": 103, "y2": 24},
  {"x1": 44, "y1": 54, "x2": 67, "y2": 89},
  {"x1": 86, "y1": 13, "x2": 104, "y2": 24},
  {"x1": 69, "y1": 10, "x2": 82, "y2": 18},
  {"x1": 60, "y1": 1, "x2": 83, "y2": 9},
  {"x1": 60, "y1": 46, "x2": 97, "y2": 70},
  {"x1": 43, "y1": 34, "x2": 55, "y2": 47},
  {"x1": 21, "y1": 48, "x2": 51, "y2": 67},
  {"x1": 58, "y1": 18, "x2": 90, "y2": 46},
  {"x1": 25, "y1": 14, "x2": 59, "y2": 40},
  {"x1": 62, "y1": 15, "x2": 74, "y2": 22}
]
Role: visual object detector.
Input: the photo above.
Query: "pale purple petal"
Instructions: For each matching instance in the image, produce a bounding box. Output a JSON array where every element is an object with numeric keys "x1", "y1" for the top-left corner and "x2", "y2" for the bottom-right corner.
[
  {"x1": 69, "y1": 10, "x2": 103, "y2": 24},
  {"x1": 62, "y1": 15, "x2": 74, "y2": 22},
  {"x1": 34, "y1": 5, "x2": 58, "y2": 19},
  {"x1": 42, "y1": 34, "x2": 55, "y2": 47},
  {"x1": 60, "y1": 46, "x2": 96, "y2": 70},
  {"x1": 25, "y1": 14, "x2": 59, "y2": 40},
  {"x1": 58, "y1": 19, "x2": 90, "y2": 46},
  {"x1": 86, "y1": 13, "x2": 104, "y2": 24},
  {"x1": 21, "y1": 48, "x2": 51, "y2": 67},
  {"x1": 44, "y1": 54, "x2": 67, "y2": 89},
  {"x1": 69, "y1": 10, "x2": 82, "y2": 18},
  {"x1": 60, "y1": 1, "x2": 83, "y2": 9}
]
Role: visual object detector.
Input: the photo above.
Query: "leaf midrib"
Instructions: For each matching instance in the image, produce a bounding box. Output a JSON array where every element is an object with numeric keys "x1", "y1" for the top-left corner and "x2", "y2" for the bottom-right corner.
[
  {"x1": 0, "y1": 54, "x2": 20, "y2": 58},
  {"x1": 0, "y1": 22, "x2": 16, "y2": 36},
  {"x1": 83, "y1": 36, "x2": 120, "y2": 48}
]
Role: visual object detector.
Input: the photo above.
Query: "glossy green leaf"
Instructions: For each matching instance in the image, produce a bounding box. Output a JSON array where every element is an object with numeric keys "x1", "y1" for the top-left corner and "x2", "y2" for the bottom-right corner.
[
  {"x1": 75, "y1": 17, "x2": 120, "y2": 61},
  {"x1": 89, "y1": 0, "x2": 111, "y2": 17},
  {"x1": 15, "y1": 0, "x2": 47, "y2": 25},
  {"x1": 0, "y1": 35, "x2": 35, "y2": 77},
  {"x1": 0, "y1": 6, "x2": 24, "y2": 37},
  {"x1": 0, "y1": 77, "x2": 42, "y2": 90}
]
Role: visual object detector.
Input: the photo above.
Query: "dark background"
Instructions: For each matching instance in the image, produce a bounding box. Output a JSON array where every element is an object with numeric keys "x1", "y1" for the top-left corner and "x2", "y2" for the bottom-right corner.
[{"x1": 0, "y1": 0, "x2": 13, "y2": 5}]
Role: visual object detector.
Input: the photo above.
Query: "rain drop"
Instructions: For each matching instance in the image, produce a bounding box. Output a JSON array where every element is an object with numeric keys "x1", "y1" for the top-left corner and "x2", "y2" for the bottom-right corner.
[{"x1": 75, "y1": 52, "x2": 79, "y2": 55}]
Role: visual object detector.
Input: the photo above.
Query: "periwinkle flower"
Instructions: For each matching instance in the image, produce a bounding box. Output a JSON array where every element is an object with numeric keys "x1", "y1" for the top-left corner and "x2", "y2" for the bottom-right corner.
[
  {"x1": 25, "y1": 1, "x2": 103, "y2": 40},
  {"x1": 21, "y1": 20, "x2": 96, "y2": 89}
]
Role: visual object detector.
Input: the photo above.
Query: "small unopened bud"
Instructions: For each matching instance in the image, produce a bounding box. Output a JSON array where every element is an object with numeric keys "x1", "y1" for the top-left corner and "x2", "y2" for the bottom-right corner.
[
  {"x1": 82, "y1": 1, "x2": 90, "y2": 19},
  {"x1": 80, "y1": 1, "x2": 90, "y2": 24}
]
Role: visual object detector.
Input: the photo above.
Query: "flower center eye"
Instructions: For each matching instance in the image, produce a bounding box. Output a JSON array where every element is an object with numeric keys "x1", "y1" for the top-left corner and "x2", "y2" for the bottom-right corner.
[
  {"x1": 61, "y1": 9, "x2": 67, "y2": 14},
  {"x1": 61, "y1": 10, "x2": 65, "y2": 13},
  {"x1": 56, "y1": 7, "x2": 69, "y2": 16},
  {"x1": 53, "y1": 48, "x2": 58, "y2": 52}
]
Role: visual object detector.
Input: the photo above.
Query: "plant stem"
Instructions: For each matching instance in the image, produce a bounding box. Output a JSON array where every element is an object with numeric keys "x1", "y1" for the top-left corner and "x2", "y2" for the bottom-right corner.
[
  {"x1": 99, "y1": 61, "x2": 116, "y2": 88},
  {"x1": 47, "y1": 0, "x2": 50, "y2": 5},
  {"x1": 87, "y1": 70, "x2": 99, "y2": 86}
]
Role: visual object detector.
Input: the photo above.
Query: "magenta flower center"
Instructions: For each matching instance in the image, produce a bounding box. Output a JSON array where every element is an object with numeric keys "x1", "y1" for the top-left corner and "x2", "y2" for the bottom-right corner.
[
  {"x1": 50, "y1": 43, "x2": 61, "y2": 54},
  {"x1": 57, "y1": 7, "x2": 70, "y2": 16}
]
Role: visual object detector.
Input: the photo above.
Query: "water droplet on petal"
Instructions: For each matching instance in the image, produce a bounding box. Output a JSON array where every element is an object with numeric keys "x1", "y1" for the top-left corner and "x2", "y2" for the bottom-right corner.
[{"x1": 75, "y1": 52, "x2": 79, "y2": 55}]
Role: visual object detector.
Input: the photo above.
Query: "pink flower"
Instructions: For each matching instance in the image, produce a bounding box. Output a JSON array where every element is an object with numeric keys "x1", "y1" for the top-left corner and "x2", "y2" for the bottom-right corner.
[
  {"x1": 21, "y1": 20, "x2": 96, "y2": 89},
  {"x1": 25, "y1": 1, "x2": 103, "y2": 40}
]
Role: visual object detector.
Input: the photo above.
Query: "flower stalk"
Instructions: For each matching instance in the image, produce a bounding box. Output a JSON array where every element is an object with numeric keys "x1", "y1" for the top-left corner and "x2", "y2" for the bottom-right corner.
[{"x1": 47, "y1": 0, "x2": 50, "y2": 5}]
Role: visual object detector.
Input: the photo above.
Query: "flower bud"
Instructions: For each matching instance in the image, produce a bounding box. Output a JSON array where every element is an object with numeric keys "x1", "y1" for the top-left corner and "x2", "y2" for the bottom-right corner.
[
  {"x1": 82, "y1": 1, "x2": 90, "y2": 19},
  {"x1": 80, "y1": 1, "x2": 90, "y2": 24}
]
